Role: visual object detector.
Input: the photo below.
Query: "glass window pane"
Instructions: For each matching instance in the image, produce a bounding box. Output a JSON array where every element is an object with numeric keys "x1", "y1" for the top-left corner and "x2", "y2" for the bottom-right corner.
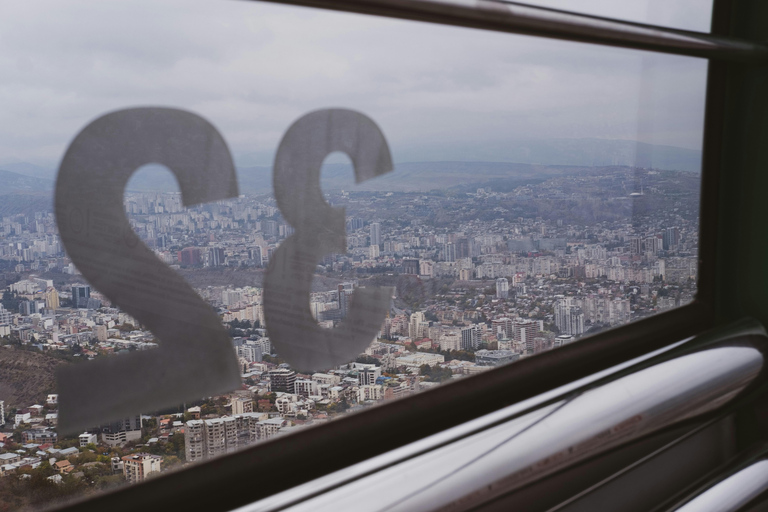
[
  {"x1": 510, "y1": 0, "x2": 713, "y2": 33},
  {"x1": 0, "y1": 0, "x2": 704, "y2": 509}
]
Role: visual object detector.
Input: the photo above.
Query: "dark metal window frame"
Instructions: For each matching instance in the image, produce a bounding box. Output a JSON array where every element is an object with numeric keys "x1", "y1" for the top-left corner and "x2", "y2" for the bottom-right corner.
[{"x1": 54, "y1": 1, "x2": 750, "y2": 510}]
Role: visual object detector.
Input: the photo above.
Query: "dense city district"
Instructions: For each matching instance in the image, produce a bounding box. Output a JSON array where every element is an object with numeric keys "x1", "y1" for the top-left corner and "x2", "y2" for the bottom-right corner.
[{"x1": 0, "y1": 165, "x2": 698, "y2": 509}]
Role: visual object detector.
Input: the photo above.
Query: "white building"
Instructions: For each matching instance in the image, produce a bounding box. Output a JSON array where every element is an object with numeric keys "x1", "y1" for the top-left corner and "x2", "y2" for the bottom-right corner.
[
  {"x1": 311, "y1": 373, "x2": 341, "y2": 386},
  {"x1": 231, "y1": 397, "x2": 253, "y2": 415},
  {"x1": 356, "y1": 364, "x2": 381, "y2": 386},
  {"x1": 395, "y1": 353, "x2": 445, "y2": 368},
  {"x1": 554, "y1": 298, "x2": 585, "y2": 336},
  {"x1": 294, "y1": 379, "x2": 318, "y2": 396},
  {"x1": 496, "y1": 278, "x2": 509, "y2": 299},
  {"x1": 358, "y1": 385, "x2": 383, "y2": 402},
  {"x1": 79, "y1": 432, "x2": 98, "y2": 447},
  {"x1": 14, "y1": 412, "x2": 30, "y2": 428},
  {"x1": 122, "y1": 453, "x2": 162, "y2": 483},
  {"x1": 439, "y1": 332, "x2": 461, "y2": 352}
]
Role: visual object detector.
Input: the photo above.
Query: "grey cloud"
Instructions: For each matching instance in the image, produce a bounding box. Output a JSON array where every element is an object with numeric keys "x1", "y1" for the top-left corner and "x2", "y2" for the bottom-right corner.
[{"x1": 0, "y1": 0, "x2": 708, "y2": 169}]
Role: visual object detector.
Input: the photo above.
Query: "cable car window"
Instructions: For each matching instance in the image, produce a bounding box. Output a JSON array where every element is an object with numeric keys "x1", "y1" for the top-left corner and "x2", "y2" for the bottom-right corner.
[
  {"x1": 0, "y1": 0, "x2": 707, "y2": 510},
  {"x1": 509, "y1": 0, "x2": 712, "y2": 33}
]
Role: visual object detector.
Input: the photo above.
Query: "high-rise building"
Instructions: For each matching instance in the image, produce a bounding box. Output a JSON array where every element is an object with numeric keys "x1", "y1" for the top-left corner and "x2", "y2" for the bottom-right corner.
[
  {"x1": 460, "y1": 325, "x2": 481, "y2": 351},
  {"x1": 236, "y1": 343, "x2": 262, "y2": 363},
  {"x1": 662, "y1": 227, "x2": 680, "y2": 250},
  {"x1": 337, "y1": 284, "x2": 349, "y2": 319},
  {"x1": 184, "y1": 419, "x2": 206, "y2": 462},
  {"x1": 269, "y1": 369, "x2": 296, "y2": 394},
  {"x1": 209, "y1": 247, "x2": 225, "y2": 267},
  {"x1": 645, "y1": 235, "x2": 663, "y2": 255},
  {"x1": 250, "y1": 248, "x2": 263, "y2": 267},
  {"x1": 554, "y1": 299, "x2": 585, "y2": 336},
  {"x1": 370, "y1": 222, "x2": 381, "y2": 247},
  {"x1": 442, "y1": 243, "x2": 456, "y2": 262},
  {"x1": 496, "y1": 278, "x2": 509, "y2": 299},
  {"x1": 491, "y1": 317, "x2": 514, "y2": 338},
  {"x1": 71, "y1": 284, "x2": 90, "y2": 309},
  {"x1": 346, "y1": 217, "x2": 364, "y2": 231},
  {"x1": 511, "y1": 320, "x2": 538, "y2": 353},
  {"x1": 457, "y1": 238, "x2": 470, "y2": 259},
  {"x1": 44, "y1": 287, "x2": 60, "y2": 310},
  {"x1": 409, "y1": 312, "x2": 427, "y2": 339}
]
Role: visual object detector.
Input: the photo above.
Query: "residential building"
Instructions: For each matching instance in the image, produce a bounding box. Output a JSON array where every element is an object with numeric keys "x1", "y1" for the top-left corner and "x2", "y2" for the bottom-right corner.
[
  {"x1": 22, "y1": 429, "x2": 57, "y2": 444},
  {"x1": 439, "y1": 331, "x2": 461, "y2": 351},
  {"x1": 357, "y1": 364, "x2": 381, "y2": 386},
  {"x1": 79, "y1": 432, "x2": 97, "y2": 447},
  {"x1": 294, "y1": 379, "x2": 318, "y2": 397},
  {"x1": 184, "y1": 414, "x2": 281, "y2": 462},
  {"x1": 269, "y1": 369, "x2": 296, "y2": 394},
  {"x1": 231, "y1": 397, "x2": 253, "y2": 415},
  {"x1": 461, "y1": 325, "x2": 481, "y2": 351},
  {"x1": 122, "y1": 453, "x2": 162, "y2": 483},
  {"x1": 370, "y1": 222, "x2": 381, "y2": 247},
  {"x1": 101, "y1": 415, "x2": 142, "y2": 446},
  {"x1": 554, "y1": 299, "x2": 585, "y2": 336},
  {"x1": 496, "y1": 278, "x2": 509, "y2": 299}
]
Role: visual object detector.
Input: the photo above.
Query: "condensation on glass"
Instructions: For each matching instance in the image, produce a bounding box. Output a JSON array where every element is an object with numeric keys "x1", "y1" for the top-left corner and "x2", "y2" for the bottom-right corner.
[{"x1": 0, "y1": 0, "x2": 705, "y2": 509}]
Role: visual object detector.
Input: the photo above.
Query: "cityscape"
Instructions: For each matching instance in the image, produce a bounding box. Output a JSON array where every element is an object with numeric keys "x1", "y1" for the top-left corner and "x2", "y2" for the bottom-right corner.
[{"x1": 0, "y1": 164, "x2": 699, "y2": 509}]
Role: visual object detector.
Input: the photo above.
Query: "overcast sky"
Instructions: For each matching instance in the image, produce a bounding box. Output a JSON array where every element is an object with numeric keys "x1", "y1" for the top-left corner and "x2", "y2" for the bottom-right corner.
[{"x1": 0, "y1": 0, "x2": 711, "y2": 169}]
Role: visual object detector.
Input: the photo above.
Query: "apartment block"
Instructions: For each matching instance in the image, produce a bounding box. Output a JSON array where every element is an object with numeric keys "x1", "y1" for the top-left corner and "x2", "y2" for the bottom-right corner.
[
  {"x1": 184, "y1": 414, "x2": 283, "y2": 462},
  {"x1": 122, "y1": 453, "x2": 162, "y2": 483}
]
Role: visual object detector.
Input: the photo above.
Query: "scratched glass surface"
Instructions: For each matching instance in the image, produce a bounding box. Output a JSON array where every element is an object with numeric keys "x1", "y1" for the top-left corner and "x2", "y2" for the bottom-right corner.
[{"x1": 0, "y1": 0, "x2": 703, "y2": 508}]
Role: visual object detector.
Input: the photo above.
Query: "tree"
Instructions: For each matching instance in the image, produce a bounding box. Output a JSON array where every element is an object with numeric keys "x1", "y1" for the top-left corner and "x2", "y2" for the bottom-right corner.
[
  {"x1": 419, "y1": 364, "x2": 453, "y2": 383},
  {"x1": 354, "y1": 355, "x2": 379, "y2": 365}
]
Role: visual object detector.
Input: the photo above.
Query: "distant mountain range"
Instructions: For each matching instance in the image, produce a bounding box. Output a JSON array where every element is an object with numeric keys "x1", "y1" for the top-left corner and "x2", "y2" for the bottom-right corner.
[
  {"x1": 0, "y1": 138, "x2": 702, "y2": 196},
  {"x1": 0, "y1": 169, "x2": 53, "y2": 192},
  {"x1": 389, "y1": 138, "x2": 702, "y2": 173},
  {"x1": 236, "y1": 138, "x2": 703, "y2": 173}
]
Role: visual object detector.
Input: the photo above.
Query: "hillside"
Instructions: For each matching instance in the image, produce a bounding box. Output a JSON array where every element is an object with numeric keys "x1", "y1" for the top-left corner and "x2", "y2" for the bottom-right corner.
[
  {"x1": 0, "y1": 347, "x2": 68, "y2": 409},
  {"x1": 0, "y1": 169, "x2": 53, "y2": 192},
  {"x1": 4, "y1": 138, "x2": 703, "y2": 195}
]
